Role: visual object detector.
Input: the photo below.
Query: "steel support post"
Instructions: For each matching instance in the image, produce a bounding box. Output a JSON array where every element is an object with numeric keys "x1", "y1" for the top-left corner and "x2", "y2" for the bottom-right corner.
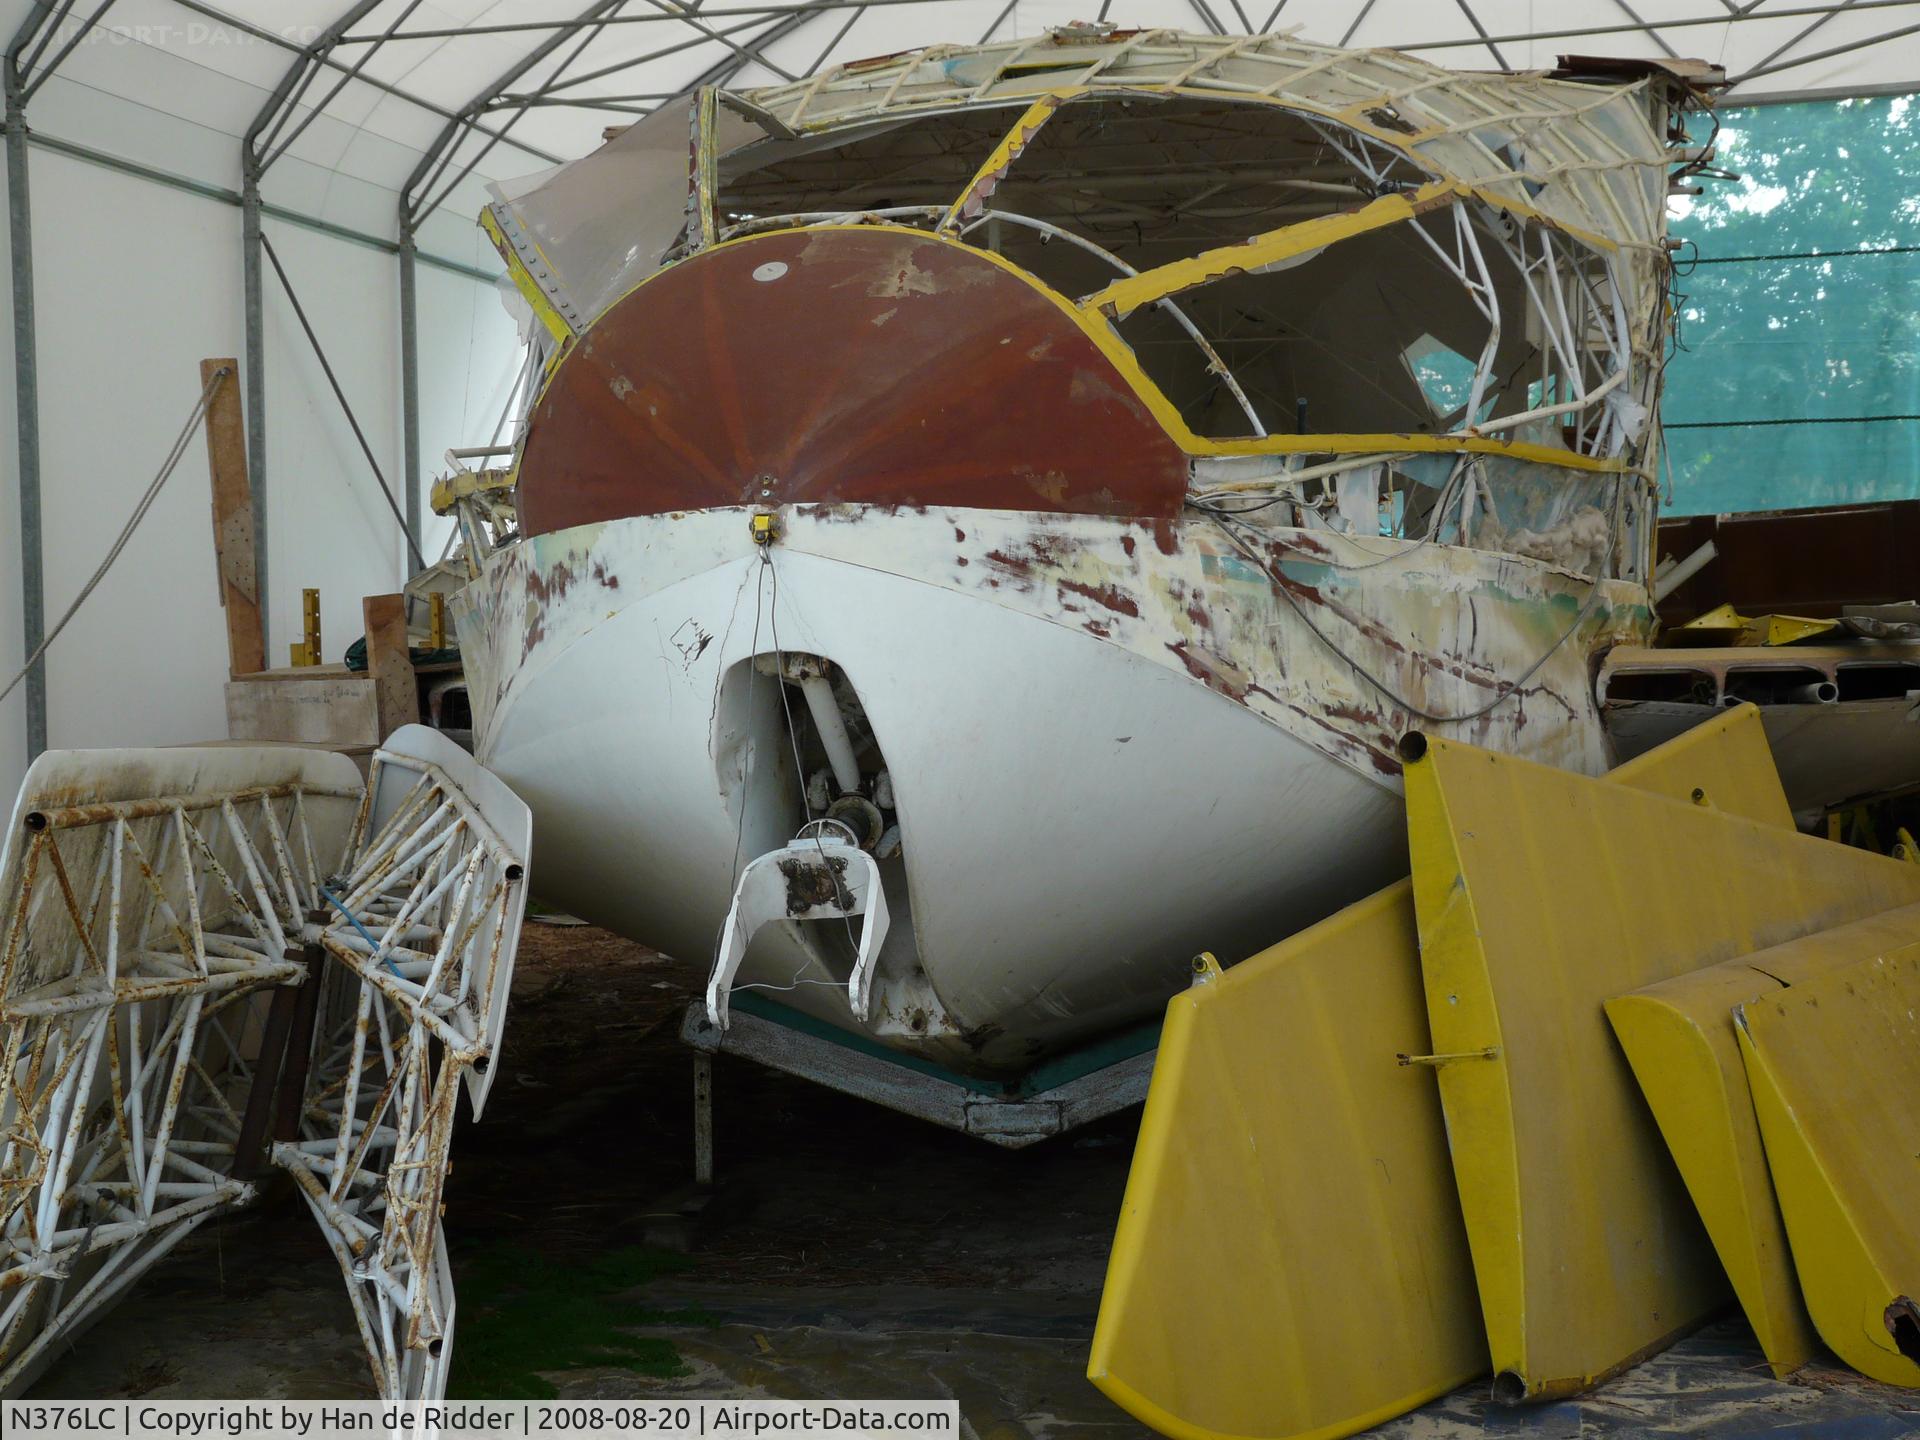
[
  {"x1": 242, "y1": 164, "x2": 269, "y2": 642},
  {"x1": 693, "y1": 1051, "x2": 714, "y2": 1185},
  {"x1": 399, "y1": 226, "x2": 422, "y2": 578},
  {"x1": 5, "y1": 81, "x2": 45, "y2": 760}
]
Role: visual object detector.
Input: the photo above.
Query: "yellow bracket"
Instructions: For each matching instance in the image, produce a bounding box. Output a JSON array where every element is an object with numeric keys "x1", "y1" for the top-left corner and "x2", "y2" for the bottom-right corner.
[
  {"x1": 430, "y1": 467, "x2": 516, "y2": 517},
  {"x1": 480, "y1": 206, "x2": 574, "y2": 347},
  {"x1": 940, "y1": 92, "x2": 1067, "y2": 234}
]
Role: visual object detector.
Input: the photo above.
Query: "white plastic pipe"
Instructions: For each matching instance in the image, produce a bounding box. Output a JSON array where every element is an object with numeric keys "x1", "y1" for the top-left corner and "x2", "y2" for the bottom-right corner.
[
  {"x1": 1653, "y1": 538, "x2": 1717, "y2": 604},
  {"x1": 799, "y1": 674, "x2": 862, "y2": 795}
]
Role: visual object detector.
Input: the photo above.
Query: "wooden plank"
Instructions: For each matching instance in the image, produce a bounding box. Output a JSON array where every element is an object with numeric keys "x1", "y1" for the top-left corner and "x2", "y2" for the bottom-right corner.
[
  {"x1": 201, "y1": 357, "x2": 265, "y2": 679},
  {"x1": 225, "y1": 674, "x2": 379, "y2": 747},
  {"x1": 363, "y1": 593, "x2": 418, "y2": 741}
]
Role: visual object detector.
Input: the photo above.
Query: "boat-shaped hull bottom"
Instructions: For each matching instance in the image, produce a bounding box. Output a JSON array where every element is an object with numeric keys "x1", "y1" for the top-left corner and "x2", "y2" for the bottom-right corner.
[{"x1": 457, "y1": 504, "x2": 1645, "y2": 1077}]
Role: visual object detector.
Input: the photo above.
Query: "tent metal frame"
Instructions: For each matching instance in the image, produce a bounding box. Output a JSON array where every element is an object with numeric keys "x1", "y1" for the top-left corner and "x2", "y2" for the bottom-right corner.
[{"x1": 2, "y1": 0, "x2": 1917, "y2": 766}]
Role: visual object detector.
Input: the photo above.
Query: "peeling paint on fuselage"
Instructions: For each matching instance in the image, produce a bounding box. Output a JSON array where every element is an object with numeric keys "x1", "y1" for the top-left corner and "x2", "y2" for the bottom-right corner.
[{"x1": 453, "y1": 503, "x2": 1647, "y2": 1071}]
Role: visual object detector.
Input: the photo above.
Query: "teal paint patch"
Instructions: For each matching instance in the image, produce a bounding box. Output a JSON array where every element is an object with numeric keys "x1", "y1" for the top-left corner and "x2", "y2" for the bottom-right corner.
[
  {"x1": 1274, "y1": 557, "x2": 1335, "y2": 589},
  {"x1": 1198, "y1": 552, "x2": 1272, "y2": 585}
]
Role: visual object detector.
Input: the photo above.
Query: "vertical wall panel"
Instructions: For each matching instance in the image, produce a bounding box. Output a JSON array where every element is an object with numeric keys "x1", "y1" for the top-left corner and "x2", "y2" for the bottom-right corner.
[{"x1": 0, "y1": 144, "x2": 516, "y2": 805}]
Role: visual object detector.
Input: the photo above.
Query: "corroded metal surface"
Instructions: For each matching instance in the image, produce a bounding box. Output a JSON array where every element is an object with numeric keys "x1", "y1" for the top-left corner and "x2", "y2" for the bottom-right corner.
[
  {"x1": 515, "y1": 229, "x2": 1191, "y2": 535},
  {"x1": 455, "y1": 505, "x2": 1645, "y2": 1075},
  {"x1": 0, "y1": 747, "x2": 363, "y2": 1396},
  {"x1": 0, "y1": 735, "x2": 532, "y2": 1402},
  {"x1": 466, "y1": 26, "x2": 1689, "y2": 1095},
  {"x1": 467, "y1": 506, "x2": 1645, "y2": 781},
  {"x1": 278, "y1": 724, "x2": 530, "y2": 1400}
]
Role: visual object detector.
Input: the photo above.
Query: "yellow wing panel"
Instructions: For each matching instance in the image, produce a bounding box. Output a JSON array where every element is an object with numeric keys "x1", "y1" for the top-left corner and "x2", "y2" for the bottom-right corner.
[
  {"x1": 1090, "y1": 885, "x2": 1482, "y2": 1440},
  {"x1": 1090, "y1": 706, "x2": 1796, "y2": 1439},
  {"x1": 1404, "y1": 727, "x2": 1920, "y2": 1401},
  {"x1": 1737, "y1": 945, "x2": 1920, "y2": 1387},
  {"x1": 1606, "y1": 703, "x2": 1794, "y2": 832},
  {"x1": 1610, "y1": 905, "x2": 1920, "y2": 1380}
]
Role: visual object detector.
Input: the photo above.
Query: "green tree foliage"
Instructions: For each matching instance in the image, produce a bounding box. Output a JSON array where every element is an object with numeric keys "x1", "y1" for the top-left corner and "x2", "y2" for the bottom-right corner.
[{"x1": 1664, "y1": 95, "x2": 1920, "y2": 514}]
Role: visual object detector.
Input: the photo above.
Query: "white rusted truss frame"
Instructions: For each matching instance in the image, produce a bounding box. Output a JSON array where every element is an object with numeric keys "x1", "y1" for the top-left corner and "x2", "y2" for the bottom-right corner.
[
  {"x1": 0, "y1": 780, "x2": 356, "y2": 1394},
  {"x1": 275, "y1": 744, "x2": 525, "y2": 1401},
  {"x1": 745, "y1": 30, "x2": 1682, "y2": 251},
  {"x1": 0, "y1": 736, "x2": 527, "y2": 1402}
]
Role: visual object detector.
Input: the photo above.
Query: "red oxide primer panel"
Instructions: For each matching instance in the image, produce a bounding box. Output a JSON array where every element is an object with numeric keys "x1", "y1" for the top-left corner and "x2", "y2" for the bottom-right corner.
[{"x1": 515, "y1": 227, "x2": 1191, "y2": 535}]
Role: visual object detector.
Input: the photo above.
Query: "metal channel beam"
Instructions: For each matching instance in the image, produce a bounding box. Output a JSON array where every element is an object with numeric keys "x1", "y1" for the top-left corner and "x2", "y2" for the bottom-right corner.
[
  {"x1": 688, "y1": 4, "x2": 836, "y2": 87},
  {"x1": 238, "y1": 0, "x2": 387, "y2": 639},
  {"x1": 394, "y1": 0, "x2": 639, "y2": 576},
  {"x1": 399, "y1": 236, "x2": 421, "y2": 576},
  {"x1": 167, "y1": 0, "x2": 563, "y2": 168},
  {"x1": 401, "y1": 0, "x2": 632, "y2": 231},
  {"x1": 4, "y1": 1, "x2": 74, "y2": 763},
  {"x1": 343, "y1": 0, "x2": 967, "y2": 44},
  {"x1": 260, "y1": 233, "x2": 427, "y2": 573}
]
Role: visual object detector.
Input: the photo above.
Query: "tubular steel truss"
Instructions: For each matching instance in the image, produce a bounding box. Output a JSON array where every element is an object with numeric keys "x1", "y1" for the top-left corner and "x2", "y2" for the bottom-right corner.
[
  {"x1": 277, "y1": 737, "x2": 528, "y2": 1399},
  {"x1": 0, "y1": 750, "x2": 363, "y2": 1394},
  {"x1": 0, "y1": 731, "x2": 529, "y2": 1400}
]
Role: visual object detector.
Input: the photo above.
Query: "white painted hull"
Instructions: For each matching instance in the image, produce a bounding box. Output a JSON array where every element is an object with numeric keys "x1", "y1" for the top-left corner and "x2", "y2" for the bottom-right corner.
[{"x1": 457, "y1": 505, "x2": 1648, "y2": 1075}]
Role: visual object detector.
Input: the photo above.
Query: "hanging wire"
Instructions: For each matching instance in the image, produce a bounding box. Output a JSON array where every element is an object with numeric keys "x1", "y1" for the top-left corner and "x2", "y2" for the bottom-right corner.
[
  {"x1": 765, "y1": 550, "x2": 862, "y2": 951},
  {"x1": 0, "y1": 365, "x2": 229, "y2": 707},
  {"x1": 712, "y1": 547, "x2": 854, "y2": 1002}
]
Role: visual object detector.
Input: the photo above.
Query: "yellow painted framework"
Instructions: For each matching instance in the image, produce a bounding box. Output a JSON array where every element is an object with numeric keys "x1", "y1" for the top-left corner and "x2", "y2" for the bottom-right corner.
[
  {"x1": 1404, "y1": 726, "x2": 1920, "y2": 1401},
  {"x1": 479, "y1": 207, "x2": 572, "y2": 350},
  {"x1": 772, "y1": 80, "x2": 1626, "y2": 258},
  {"x1": 484, "y1": 84, "x2": 1630, "y2": 476},
  {"x1": 1090, "y1": 707, "x2": 1796, "y2": 1440},
  {"x1": 939, "y1": 91, "x2": 1067, "y2": 233},
  {"x1": 496, "y1": 221, "x2": 1623, "y2": 478},
  {"x1": 1084, "y1": 182, "x2": 1466, "y2": 319},
  {"x1": 1738, "y1": 946, "x2": 1920, "y2": 1387}
]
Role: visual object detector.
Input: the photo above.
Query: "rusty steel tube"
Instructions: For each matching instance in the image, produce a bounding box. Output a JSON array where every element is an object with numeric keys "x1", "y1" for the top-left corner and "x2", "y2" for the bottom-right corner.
[{"x1": 23, "y1": 784, "x2": 360, "y2": 833}]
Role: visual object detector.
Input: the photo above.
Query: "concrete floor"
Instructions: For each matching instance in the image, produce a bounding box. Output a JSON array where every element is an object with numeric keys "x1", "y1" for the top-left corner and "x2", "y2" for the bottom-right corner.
[{"x1": 29, "y1": 924, "x2": 1920, "y2": 1438}]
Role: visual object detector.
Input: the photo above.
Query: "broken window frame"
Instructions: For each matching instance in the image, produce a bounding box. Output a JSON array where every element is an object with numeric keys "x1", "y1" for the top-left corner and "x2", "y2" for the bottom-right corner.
[{"x1": 683, "y1": 83, "x2": 1646, "y2": 484}]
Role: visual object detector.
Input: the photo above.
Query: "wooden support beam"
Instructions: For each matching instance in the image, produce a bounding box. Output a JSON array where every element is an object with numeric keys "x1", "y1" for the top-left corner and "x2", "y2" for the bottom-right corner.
[
  {"x1": 362, "y1": 593, "x2": 418, "y2": 741},
  {"x1": 202, "y1": 357, "x2": 266, "y2": 678}
]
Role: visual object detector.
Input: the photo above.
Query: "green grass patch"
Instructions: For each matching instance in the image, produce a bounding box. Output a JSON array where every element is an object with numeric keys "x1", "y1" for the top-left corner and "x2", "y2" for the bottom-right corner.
[{"x1": 449, "y1": 1244, "x2": 709, "y2": 1399}]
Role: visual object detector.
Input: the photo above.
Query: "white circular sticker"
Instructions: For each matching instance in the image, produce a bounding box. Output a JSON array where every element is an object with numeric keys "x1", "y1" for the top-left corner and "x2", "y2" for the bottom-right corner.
[{"x1": 752, "y1": 261, "x2": 790, "y2": 283}]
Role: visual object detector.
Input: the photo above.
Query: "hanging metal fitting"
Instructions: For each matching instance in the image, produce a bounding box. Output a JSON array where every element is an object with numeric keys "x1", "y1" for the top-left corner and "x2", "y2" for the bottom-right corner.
[{"x1": 1397, "y1": 1046, "x2": 1499, "y2": 1067}]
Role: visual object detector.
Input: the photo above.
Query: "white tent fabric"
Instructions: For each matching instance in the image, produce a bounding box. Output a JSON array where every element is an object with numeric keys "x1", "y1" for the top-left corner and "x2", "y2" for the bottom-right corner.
[{"x1": 5, "y1": 0, "x2": 1920, "y2": 251}]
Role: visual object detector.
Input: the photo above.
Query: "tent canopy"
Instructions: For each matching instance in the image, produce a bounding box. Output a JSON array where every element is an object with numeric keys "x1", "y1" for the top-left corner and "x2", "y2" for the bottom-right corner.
[{"x1": 4, "y1": 0, "x2": 1919, "y2": 250}]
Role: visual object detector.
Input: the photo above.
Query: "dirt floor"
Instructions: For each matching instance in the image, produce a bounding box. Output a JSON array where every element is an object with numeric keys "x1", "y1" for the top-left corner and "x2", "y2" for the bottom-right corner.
[{"x1": 30, "y1": 923, "x2": 1920, "y2": 1438}]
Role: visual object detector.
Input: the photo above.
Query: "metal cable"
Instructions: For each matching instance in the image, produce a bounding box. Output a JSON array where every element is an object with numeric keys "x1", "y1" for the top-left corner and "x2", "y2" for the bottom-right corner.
[
  {"x1": 260, "y1": 232, "x2": 428, "y2": 570},
  {"x1": 1200, "y1": 476, "x2": 1621, "y2": 726},
  {"x1": 0, "y1": 365, "x2": 228, "y2": 708}
]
